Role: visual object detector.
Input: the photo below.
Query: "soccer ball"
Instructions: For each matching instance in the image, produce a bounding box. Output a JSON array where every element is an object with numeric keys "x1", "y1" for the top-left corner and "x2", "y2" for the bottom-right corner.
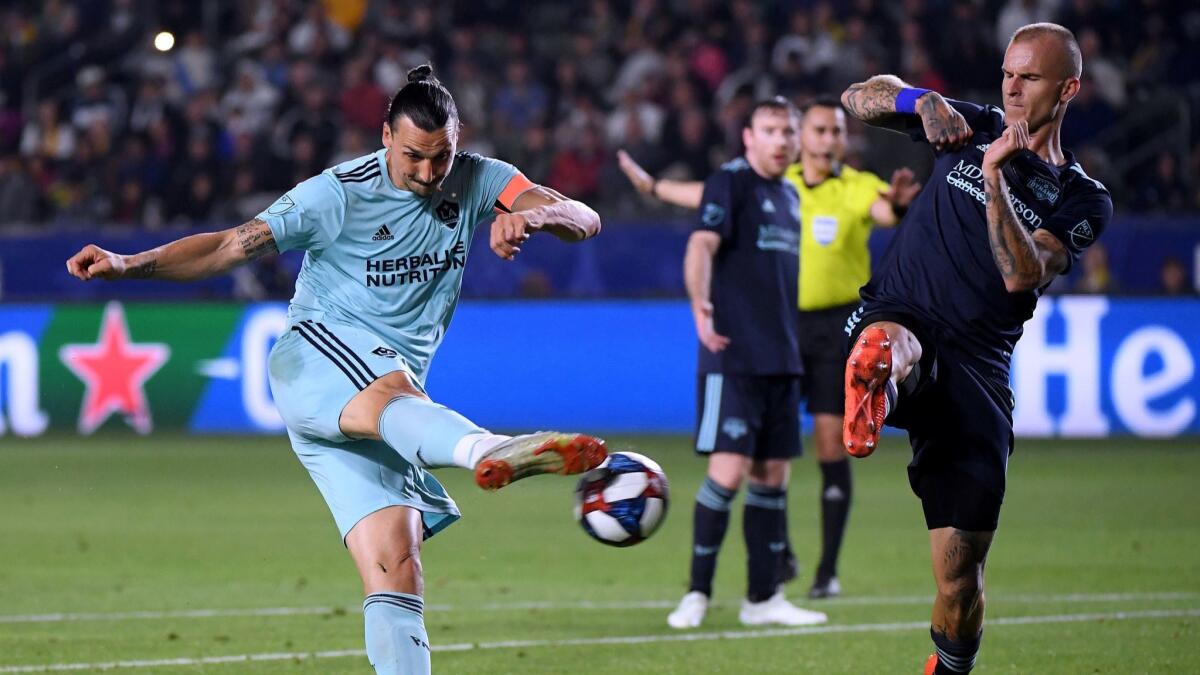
[{"x1": 573, "y1": 451, "x2": 669, "y2": 547}]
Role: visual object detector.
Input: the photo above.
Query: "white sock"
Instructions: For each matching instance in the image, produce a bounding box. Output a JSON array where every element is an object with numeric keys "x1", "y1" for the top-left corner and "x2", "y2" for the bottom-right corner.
[{"x1": 451, "y1": 433, "x2": 511, "y2": 469}]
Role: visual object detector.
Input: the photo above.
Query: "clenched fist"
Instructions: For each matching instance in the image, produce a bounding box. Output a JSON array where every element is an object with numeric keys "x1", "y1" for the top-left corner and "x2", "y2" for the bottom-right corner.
[
  {"x1": 490, "y1": 212, "x2": 540, "y2": 260},
  {"x1": 65, "y1": 245, "x2": 128, "y2": 281}
]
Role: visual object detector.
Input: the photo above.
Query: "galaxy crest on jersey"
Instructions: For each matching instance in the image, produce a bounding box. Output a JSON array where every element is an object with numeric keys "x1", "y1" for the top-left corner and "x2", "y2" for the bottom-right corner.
[{"x1": 859, "y1": 99, "x2": 1113, "y2": 369}]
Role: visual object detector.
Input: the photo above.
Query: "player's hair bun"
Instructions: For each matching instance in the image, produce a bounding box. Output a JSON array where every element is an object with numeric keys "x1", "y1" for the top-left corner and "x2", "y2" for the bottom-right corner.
[{"x1": 407, "y1": 64, "x2": 434, "y2": 84}]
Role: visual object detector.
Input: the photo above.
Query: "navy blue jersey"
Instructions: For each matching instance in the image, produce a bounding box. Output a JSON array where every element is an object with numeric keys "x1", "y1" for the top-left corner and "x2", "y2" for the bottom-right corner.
[
  {"x1": 861, "y1": 99, "x2": 1113, "y2": 370},
  {"x1": 696, "y1": 158, "x2": 802, "y2": 375}
]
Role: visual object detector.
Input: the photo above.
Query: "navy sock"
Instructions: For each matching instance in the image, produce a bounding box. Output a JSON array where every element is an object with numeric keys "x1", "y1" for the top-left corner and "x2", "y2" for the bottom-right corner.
[
  {"x1": 744, "y1": 483, "x2": 787, "y2": 602},
  {"x1": 363, "y1": 592, "x2": 431, "y2": 675},
  {"x1": 816, "y1": 459, "x2": 852, "y2": 581},
  {"x1": 931, "y1": 628, "x2": 982, "y2": 674},
  {"x1": 689, "y1": 477, "x2": 736, "y2": 596}
]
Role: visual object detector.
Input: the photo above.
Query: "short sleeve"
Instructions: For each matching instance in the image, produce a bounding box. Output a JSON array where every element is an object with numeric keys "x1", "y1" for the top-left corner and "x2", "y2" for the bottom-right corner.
[
  {"x1": 1035, "y1": 191, "x2": 1113, "y2": 274},
  {"x1": 469, "y1": 155, "x2": 525, "y2": 219},
  {"x1": 696, "y1": 170, "x2": 736, "y2": 240},
  {"x1": 256, "y1": 173, "x2": 346, "y2": 253},
  {"x1": 904, "y1": 98, "x2": 1003, "y2": 144}
]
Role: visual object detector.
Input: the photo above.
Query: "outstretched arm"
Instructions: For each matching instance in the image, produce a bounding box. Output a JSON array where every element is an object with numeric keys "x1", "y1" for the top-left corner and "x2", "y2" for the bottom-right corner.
[
  {"x1": 981, "y1": 121, "x2": 1068, "y2": 292},
  {"x1": 65, "y1": 219, "x2": 278, "y2": 282},
  {"x1": 841, "y1": 75, "x2": 972, "y2": 152},
  {"x1": 617, "y1": 150, "x2": 704, "y2": 209},
  {"x1": 490, "y1": 185, "x2": 601, "y2": 260}
]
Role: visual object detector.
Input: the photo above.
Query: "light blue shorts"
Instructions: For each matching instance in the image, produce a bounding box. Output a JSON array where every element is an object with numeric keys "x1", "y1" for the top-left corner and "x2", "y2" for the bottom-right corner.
[{"x1": 268, "y1": 318, "x2": 460, "y2": 542}]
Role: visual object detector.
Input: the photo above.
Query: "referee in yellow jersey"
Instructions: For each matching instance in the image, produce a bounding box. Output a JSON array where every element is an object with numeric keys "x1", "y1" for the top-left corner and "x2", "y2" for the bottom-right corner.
[{"x1": 619, "y1": 96, "x2": 921, "y2": 598}]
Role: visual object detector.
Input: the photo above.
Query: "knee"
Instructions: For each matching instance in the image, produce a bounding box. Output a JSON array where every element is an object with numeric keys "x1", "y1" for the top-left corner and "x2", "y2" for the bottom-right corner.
[
  {"x1": 359, "y1": 542, "x2": 424, "y2": 592},
  {"x1": 935, "y1": 565, "x2": 984, "y2": 609}
]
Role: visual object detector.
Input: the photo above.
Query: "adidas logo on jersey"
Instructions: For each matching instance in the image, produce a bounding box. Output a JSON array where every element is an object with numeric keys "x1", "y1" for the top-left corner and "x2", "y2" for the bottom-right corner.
[
  {"x1": 372, "y1": 225, "x2": 394, "y2": 241},
  {"x1": 761, "y1": 198, "x2": 776, "y2": 213}
]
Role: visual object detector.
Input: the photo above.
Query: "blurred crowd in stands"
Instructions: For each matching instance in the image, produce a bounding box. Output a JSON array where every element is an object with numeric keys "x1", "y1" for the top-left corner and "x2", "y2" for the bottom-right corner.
[{"x1": 0, "y1": 1, "x2": 1197, "y2": 259}]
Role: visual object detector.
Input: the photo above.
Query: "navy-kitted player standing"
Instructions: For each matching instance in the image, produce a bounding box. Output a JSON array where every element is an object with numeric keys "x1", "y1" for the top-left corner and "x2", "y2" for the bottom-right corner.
[
  {"x1": 667, "y1": 98, "x2": 828, "y2": 630},
  {"x1": 838, "y1": 24, "x2": 1112, "y2": 674}
]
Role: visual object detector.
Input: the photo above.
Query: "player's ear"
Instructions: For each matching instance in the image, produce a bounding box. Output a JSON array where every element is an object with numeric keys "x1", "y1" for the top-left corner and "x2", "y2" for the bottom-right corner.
[
  {"x1": 382, "y1": 121, "x2": 393, "y2": 149},
  {"x1": 1061, "y1": 77, "x2": 1080, "y2": 105}
]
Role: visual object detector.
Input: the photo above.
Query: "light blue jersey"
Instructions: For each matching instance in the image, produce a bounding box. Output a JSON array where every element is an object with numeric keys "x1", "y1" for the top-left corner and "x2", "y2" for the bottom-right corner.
[{"x1": 258, "y1": 148, "x2": 524, "y2": 384}]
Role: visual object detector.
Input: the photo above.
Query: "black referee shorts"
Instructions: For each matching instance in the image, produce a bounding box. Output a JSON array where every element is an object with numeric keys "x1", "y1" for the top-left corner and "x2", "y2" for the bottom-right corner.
[
  {"x1": 797, "y1": 302, "x2": 857, "y2": 416},
  {"x1": 846, "y1": 302, "x2": 1014, "y2": 532}
]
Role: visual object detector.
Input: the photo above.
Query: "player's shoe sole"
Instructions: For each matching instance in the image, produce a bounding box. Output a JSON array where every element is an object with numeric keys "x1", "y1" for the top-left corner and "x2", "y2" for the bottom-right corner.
[
  {"x1": 843, "y1": 326, "x2": 892, "y2": 458},
  {"x1": 474, "y1": 432, "x2": 607, "y2": 490}
]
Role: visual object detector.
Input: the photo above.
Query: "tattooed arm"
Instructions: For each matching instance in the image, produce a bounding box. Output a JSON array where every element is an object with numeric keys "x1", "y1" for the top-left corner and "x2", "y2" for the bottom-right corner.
[
  {"x1": 981, "y1": 121, "x2": 1068, "y2": 292},
  {"x1": 841, "y1": 75, "x2": 972, "y2": 151},
  {"x1": 66, "y1": 219, "x2": 279, "y2": 282}
]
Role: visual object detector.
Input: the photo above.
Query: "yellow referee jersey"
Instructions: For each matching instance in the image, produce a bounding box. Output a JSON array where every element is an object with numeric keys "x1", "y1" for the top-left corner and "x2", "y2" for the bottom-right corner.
[{"x1": 784, "y1": 163, "x2": 888, "y2": 311}]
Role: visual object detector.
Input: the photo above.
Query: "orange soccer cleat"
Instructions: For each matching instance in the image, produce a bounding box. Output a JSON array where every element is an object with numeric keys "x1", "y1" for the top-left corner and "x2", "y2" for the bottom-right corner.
[
  {"x1": 474, "y1": 432, "x2": 608, "y2": 490},
  {"x1": 924, "y1": 654, "x2": 938, "y2": 675},
  {"x1": 843, "y1": 326, "x2": 892, "y2": 458}
]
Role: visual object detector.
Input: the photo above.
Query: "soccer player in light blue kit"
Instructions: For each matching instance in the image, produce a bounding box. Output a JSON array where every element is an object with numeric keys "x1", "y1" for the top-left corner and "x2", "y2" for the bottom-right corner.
[{"x1": 65, "y1": 64, "x2": 607, "y2": 674}]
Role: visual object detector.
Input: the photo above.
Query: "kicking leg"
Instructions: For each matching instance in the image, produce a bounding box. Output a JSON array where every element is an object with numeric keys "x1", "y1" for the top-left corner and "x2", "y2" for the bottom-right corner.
[
  {"x1": 347, "y1": 506, "x2": 431, "y2": 675},
  {"x1": 926, "y1": 527, "x2": 993, "y2": 674},
  {"x1": 843, "y1": 321, "x2": 922, "y2": 457},
  {"x1": 339, "y1": 371, "x2": 606, "y2": 488}
]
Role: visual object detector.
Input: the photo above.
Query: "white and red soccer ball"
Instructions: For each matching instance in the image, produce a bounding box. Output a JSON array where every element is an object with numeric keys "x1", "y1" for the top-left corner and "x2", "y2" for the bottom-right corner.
[{"x1": 574, "y1": 451, "x2": 669, "y2": 547}]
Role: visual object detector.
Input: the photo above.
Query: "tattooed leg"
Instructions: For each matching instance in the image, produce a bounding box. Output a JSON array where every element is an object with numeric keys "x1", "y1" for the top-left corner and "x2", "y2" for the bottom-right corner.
[{"x1": 929, "y1": 528, "x2": 993, "y2": 640}]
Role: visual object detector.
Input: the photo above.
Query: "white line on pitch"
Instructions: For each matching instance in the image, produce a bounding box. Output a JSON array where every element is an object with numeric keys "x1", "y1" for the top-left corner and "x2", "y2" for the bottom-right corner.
[
  {"x1": 1, "y1": 591, "x2": 1195, "y2": 625},
  {"x1": 0, "y1": 608, "x2": 1196, "y2": 673}
]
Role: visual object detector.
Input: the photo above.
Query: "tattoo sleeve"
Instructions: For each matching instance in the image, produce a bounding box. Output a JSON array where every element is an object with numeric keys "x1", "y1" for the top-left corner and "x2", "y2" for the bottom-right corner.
[
  {"x1": 236, "y1": 219, "x2": 278, "y2": 260},
  {"x1": 841, "y1": 75, "x2": 907, "y2": 126},
  {"x1": 983, "y1": 173, "x2": 1045, "y2": 290}
]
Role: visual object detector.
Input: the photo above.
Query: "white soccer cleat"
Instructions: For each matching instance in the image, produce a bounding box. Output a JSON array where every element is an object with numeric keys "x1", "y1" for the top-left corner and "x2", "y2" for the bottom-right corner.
[
  {"x1": 667, "y1": 591, "x2": 709, "y2": 629},
  {"x1": 738, "y1": 592, "x2": 828, "y2": 627}
]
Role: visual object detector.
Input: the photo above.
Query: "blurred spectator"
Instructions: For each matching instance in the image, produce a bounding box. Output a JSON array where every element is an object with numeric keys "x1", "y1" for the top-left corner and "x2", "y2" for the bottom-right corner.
[
  {"x1": 0, "y1": 0, "x2": 1196, "y2": 234},
  {"x1": 1077, "y1": 28, "x2": 1125, "y2": 109},
  {"x1": 1075, "y1": 243, "x2": 1118, "y2": 294},
  {"x1": 222, "y1": 61, "x2": 281, "y2": 137},
  {"x1": 20, "y1": 100, "x2": 76, "y2": 160},
  {"x1": 1060, "y1": 75, "x2": 1116, "y2": 149},
  {"x1": 547, "y1": 125, "x2": 607, "y2": 203},
  {"x1": 1133, "y1": 152, "x2": 1190, "y2": 213},
  {"x1": 338, "y1": 57, "x2": 385, "y2": 132},
  {"x1": 0, "y1": 157, "x2": 37, "y2": 224},
  {"x1": 176, "y1": 32, "x2": 218, "y2": 94},
  {"x1": 493, "y1": 60, "x2": 550, "y2": 135},
  {"x1": 1160, "y1": 256, "x2": 1195, "y2": 296},
  {"x1": 995, "y1": 0, "x2": 1059, "y2": 51},
  {"x1": 70, "y1": 66, "x2": 126, "y2": 135}
]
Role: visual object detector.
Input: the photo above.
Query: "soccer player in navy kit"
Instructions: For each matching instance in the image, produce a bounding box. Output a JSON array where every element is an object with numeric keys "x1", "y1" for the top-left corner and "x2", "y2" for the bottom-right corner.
[
  {"x1": 667, "y1": 98, "x2": 827, "y2": 629},
  {"x1": 839, "y1": 24, "x2": 1112, "y2": 673}
]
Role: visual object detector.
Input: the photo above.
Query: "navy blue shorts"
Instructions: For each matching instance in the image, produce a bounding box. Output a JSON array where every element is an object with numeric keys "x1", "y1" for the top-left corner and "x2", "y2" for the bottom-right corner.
[
  {"x1": 694, "y1": 373, "x2": 802, "y2": 460},
  {"x1": 847, "y1": 303, "x2": 1013, "y2": 532}
]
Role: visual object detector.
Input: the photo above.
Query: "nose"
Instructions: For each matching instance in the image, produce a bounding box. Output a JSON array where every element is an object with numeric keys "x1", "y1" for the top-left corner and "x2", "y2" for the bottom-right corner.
[{"x1": 417, "y1": 161, "x2": 434, "y2": 184}]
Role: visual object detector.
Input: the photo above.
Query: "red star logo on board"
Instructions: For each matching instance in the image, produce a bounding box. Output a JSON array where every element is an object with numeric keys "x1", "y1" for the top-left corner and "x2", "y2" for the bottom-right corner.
[{"x1": 59, "y1": 302, "x2": 170, "y2": 435}]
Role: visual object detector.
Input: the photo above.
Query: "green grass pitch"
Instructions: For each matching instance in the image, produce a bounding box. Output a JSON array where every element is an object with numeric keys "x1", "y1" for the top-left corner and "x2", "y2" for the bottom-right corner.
[{"x1": 0, "y1": 434, "x2": 1196, "y2": 673}]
